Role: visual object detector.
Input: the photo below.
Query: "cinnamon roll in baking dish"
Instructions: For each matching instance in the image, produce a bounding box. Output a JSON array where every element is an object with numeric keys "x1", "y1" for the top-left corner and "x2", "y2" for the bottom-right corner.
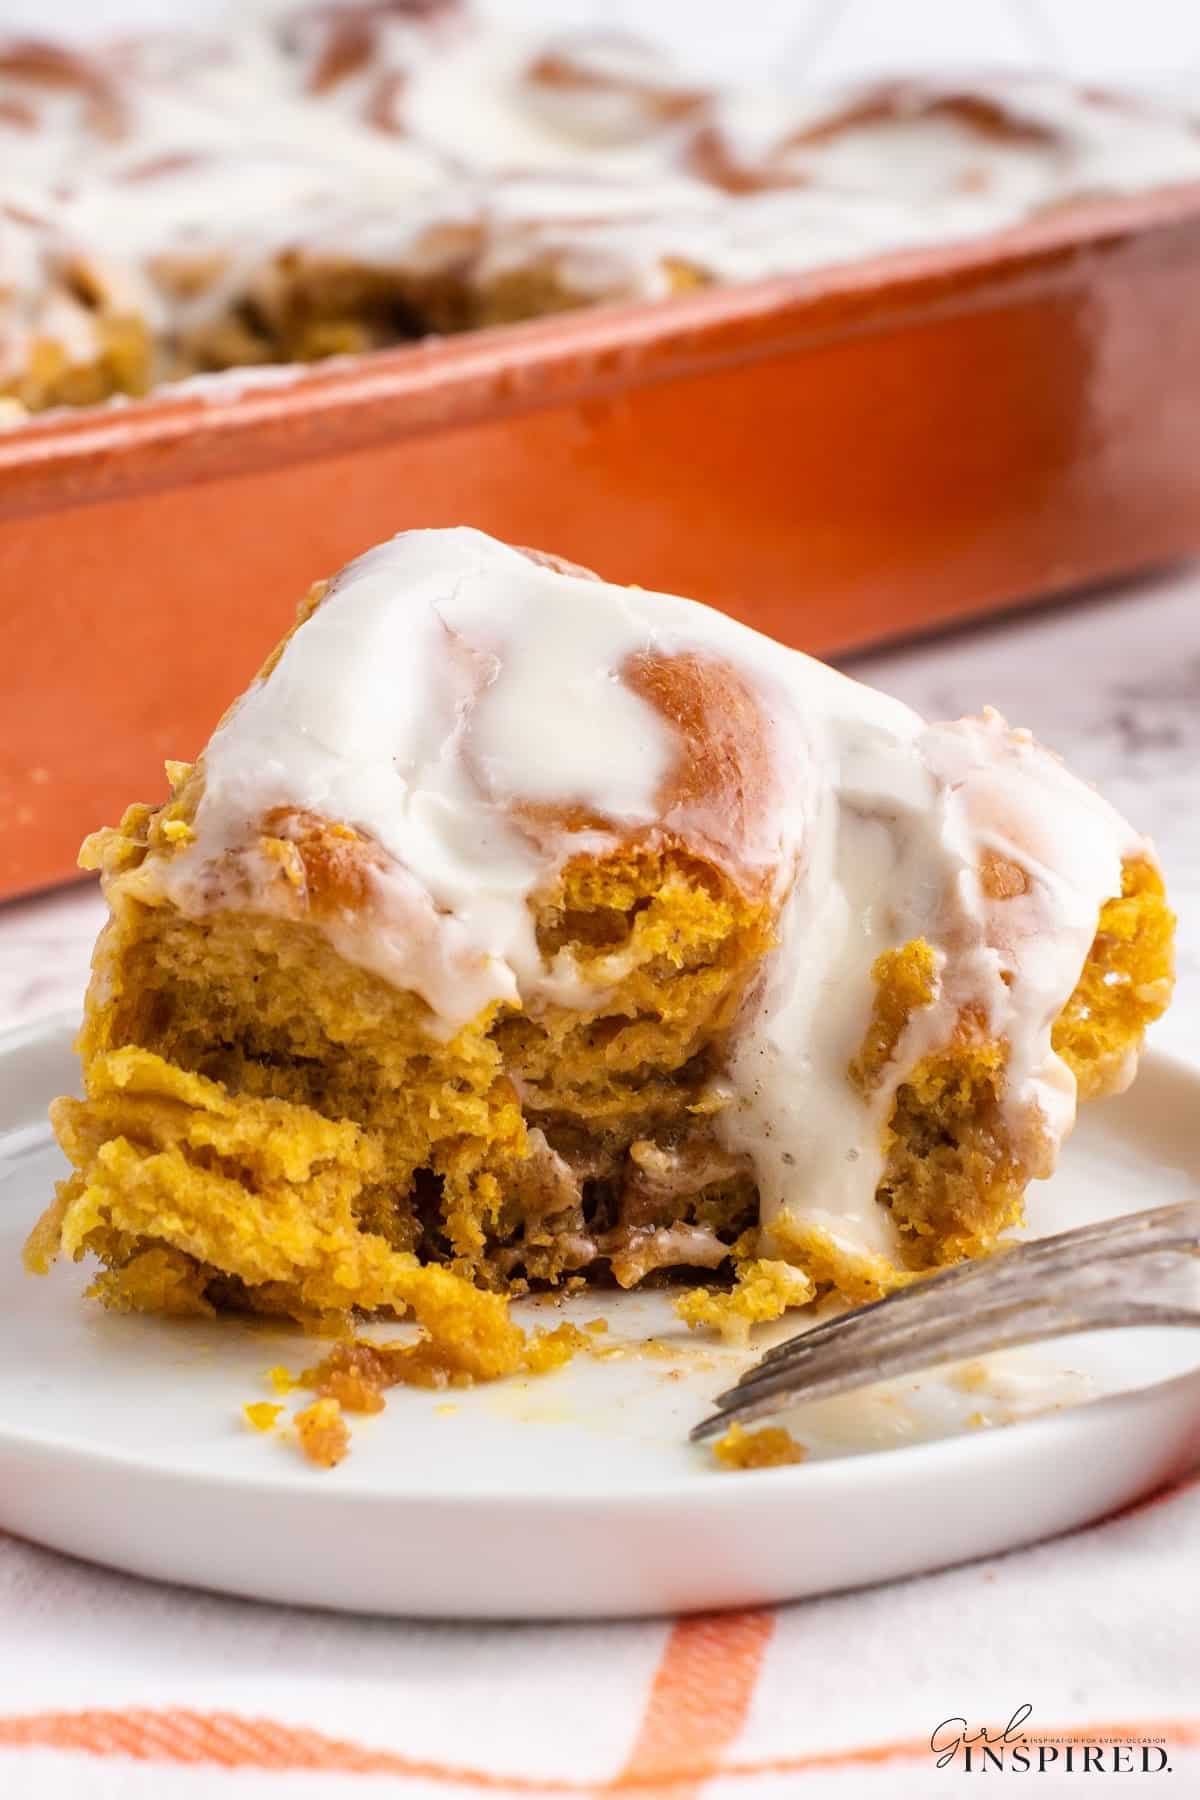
[
  {"x1": 28, "y1": 529, "x2": 1173, "y2": 1364},
  {"x1": 5, "y1": 2, "x2": 1200, "y2": 415}
]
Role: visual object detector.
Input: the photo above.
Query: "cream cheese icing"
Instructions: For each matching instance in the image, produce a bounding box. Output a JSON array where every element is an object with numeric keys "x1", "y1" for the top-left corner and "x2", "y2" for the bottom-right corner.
[
  {"x1": 154, "y1": 526, "x2": 1147, "y2": 1263},
  {"x1": 4, "y1": 7, "x2": 1200, "y2": 396}
]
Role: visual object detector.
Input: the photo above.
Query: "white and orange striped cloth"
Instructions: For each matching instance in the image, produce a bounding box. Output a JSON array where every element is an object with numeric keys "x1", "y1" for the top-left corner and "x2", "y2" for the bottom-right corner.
[{"x1": 1, "y1": 1470, "x2": 1197, "y2": 1797}]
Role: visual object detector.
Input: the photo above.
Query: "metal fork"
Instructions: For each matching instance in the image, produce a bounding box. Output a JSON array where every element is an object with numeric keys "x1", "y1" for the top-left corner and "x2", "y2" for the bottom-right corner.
[{"x1": 690, "y1": 1200, "x2": 1200, "y2": 1440}]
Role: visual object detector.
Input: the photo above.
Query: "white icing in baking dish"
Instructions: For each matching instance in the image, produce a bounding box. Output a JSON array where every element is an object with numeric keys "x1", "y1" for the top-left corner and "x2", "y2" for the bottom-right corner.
[{"x1": 3, "y1": 5, "x2": 1200, "y2": 393}]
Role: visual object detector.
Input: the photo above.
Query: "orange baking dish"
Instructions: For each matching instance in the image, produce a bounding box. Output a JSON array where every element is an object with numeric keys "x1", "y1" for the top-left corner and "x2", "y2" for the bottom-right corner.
[{"x1": 3, "y1": 182, "x2": 1200, "y2": 901}]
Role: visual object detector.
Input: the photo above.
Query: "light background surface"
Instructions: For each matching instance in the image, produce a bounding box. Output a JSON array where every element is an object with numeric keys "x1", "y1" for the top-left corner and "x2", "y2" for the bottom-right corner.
[{"x1": 2, "y1": 0, "x2": 1200, "y2": 86}]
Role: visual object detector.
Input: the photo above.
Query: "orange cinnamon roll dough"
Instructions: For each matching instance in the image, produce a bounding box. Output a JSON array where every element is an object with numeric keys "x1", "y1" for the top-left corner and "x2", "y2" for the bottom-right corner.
[{"x1": 28, "y1": 529, "x2": 1173, "y2": 1370}]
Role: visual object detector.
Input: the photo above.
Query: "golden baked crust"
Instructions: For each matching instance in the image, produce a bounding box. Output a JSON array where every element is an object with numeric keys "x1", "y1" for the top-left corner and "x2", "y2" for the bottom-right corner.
[{"x1": 1, "y1": 313, "x2": 152, "y2": 412}]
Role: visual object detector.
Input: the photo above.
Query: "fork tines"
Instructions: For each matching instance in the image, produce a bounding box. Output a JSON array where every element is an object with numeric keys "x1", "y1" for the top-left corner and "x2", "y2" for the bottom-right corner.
[{"x1": 690, "y1": 1200, "x2": 1200, "y2": 1441}]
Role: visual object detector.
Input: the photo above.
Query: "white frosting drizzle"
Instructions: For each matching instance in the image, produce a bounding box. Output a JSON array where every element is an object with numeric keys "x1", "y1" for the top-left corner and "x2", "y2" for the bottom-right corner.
[
  {"x1": 155, "y1": 526, "x2": 1149, "y2": 1262},
  {"x1": 3, "y1": 10, "x2": 1200, "y2": 388}
]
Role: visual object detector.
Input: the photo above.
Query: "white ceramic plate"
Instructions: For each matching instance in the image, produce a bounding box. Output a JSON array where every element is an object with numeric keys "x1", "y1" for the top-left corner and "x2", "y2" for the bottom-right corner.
[{"x1": 1, "y1": 1014, "x2": 1198, "y2": 1619}]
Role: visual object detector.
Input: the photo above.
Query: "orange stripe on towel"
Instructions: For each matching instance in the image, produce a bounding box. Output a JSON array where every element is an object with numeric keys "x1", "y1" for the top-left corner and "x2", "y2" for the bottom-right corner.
[
  {"x1": 0, "y1": 1711, "x2": 562, "y2": 1785},
  {"x1": 608, "y1": 1610, "x2": 775, "y2": 1799},
  {"x1": 0, "y1": 1707, "x2": 1196, "y2": 1790}
]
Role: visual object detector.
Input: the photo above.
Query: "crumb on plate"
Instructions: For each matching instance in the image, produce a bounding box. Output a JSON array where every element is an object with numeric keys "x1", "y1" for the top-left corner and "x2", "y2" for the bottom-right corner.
[
  {"x1": 276, "y1": 1319, "x2": 593, "y2": 1467},
  {"x1": 242, "y1": 1400, "x2": 283, "y2": 1433},
  {"x1": 712, "y1": 1421, "x2": 807, "y2": 1470},
  {"x1": 676, "y1": 1258, "x2": 816, "y2": 1345},
  {"x1": 294, "y1": 1397, "x2": 351, "y2": 1469}
]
